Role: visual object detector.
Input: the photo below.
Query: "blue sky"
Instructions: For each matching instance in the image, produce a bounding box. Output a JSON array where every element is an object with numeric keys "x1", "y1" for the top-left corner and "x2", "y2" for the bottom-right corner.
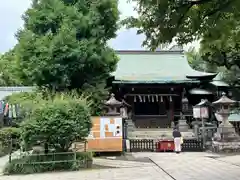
[{"x1": 0, "y1": 0, "x2": 146, "y2": 53}]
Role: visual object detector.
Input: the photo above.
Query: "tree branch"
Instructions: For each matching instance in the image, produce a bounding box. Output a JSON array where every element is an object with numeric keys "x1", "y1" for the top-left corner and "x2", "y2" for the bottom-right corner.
[
  {"x1": 203, "y1": 0, "x2": 235, "y2": 19},
  {"x1": 176, "y1": 0, "x2": 214, "y2": 28},
  {"x1": 176, "y1": 4, "x2": 193, "y2": 28}
]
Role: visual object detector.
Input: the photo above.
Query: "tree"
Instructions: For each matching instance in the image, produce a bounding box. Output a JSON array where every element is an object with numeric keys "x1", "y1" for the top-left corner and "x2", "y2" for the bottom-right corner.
[
  {"x1": 124, "y1": 0, "x2": 240, "y2": 49},
  {"x1": 0, "y1": 48, "x2": 24, "y2": 86},
  {"x1": 199, "y1": 14, "x2": 240, "y2": 86},
  {"x1": 16, "y1": 0, "x2": 119, "y2": 91},
  {"x1": 186, "y1": 47, "x2": 217, "y2": 72},
  {"x1": 21, "y1": 95, "x2": 91, "y2": 152}
]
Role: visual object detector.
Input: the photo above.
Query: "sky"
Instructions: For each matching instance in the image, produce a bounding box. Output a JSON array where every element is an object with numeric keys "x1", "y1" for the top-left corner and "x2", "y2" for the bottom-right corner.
[{"x1": 0, "y1": 0, "x2": 197, "y2": 53}]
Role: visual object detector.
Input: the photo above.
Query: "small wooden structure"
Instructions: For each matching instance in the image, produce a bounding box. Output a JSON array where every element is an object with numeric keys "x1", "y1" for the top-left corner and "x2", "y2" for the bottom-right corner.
[{"x1": 86, "y1": 94, "x2": 127, "y2": 152}]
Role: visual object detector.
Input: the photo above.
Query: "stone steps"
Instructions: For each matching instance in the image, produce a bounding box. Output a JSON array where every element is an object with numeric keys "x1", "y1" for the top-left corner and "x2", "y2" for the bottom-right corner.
[
  {"x1": 128, "y1": 130, "x2": 196, "y2": 139},
  {"x1": 126, "y1": 119, "x2": 135, "y2": 132}
]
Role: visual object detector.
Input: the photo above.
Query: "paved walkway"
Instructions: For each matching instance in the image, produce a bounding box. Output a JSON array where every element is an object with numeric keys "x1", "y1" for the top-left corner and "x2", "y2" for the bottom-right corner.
[
  {"x1": 132, "y1": 152, "x2": 240, "y2": 180},
  {"x1": 1, "y1": 152, "x2": 240, "y2": 180},
  {"x1": 93, "y1": 158, "x2": 152, "y2": 168},
  {"x1": 0, "y1": 166, "x2": 173, "y2": 180}
]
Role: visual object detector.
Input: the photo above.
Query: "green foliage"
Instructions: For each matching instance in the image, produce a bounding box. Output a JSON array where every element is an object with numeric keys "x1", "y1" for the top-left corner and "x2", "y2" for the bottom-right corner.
[
  {"x1": 0, "y1": 127, "x2": 21, "y2": 154},
  {"x1": 123, "y1": 0, "x2": 240, "y2": 49},
  {"x1": 81, "y1": 83, "x2": 109, "y2": 116},
  {"x1": 186, "y1": 47, "x2": 217, "y2": 72},
  {"x1": 16, "y1": 0, "x2": 119, "y2": 91},
  {"x1": 5, "y1": 91, "x2": 45, "y2": 120},
  {"x1": 20, "y1": 94, "x2": 91, "y2": 152},
  {"x1": 3, "y1": 151, "x2": 93, "y2": 175},
  {"x1": 199, "y1": 14, "x2": 240, "y2": 86},
  {"x1": 0, "y1": 49, "x2": 24, "y2": 86},
  {"x1": 5, "y1": 91, "x2": 39, "y2": 104}
]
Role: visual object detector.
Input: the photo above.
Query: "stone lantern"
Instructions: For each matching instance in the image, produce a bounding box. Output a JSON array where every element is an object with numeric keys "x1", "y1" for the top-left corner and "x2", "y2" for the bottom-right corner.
[
  {"x1": 212, "y1": 93, "x2": 240, "y2": 152},
  {"x1": 182, "y1": 97, "x2": 189, "y2": 113},
  {"x1": 104, "y1": 93, "x2": 123, "y2": 116},
  {"x1": 104, "y1": 93, "x2": 130, "y2": 118},
  {"x1": 213, "y1": 92, "x2": 237, "y2": 140}
]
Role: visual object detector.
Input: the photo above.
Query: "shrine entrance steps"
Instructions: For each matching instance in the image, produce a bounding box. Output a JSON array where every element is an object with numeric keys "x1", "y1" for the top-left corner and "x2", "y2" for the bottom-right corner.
[{"x1": 128, "y1": 128, "x2": 195, "y2": 139}]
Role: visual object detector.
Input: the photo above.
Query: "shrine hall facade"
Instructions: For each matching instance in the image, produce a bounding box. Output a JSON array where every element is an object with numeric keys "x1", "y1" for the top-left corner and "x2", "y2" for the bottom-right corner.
[{"x1": 111, "y1": 50, "x2": 229, "y2": 128}]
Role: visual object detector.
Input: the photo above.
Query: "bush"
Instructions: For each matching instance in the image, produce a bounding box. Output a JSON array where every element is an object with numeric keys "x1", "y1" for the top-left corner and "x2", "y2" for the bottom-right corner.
[
  {"x1": 3, "y1": 151, "x2": 93, "y2": 175},
  {"x1": 21, "y1": 94, "x2": 92, "y2": 152},
  {"x1": 0, "y1": 127, "x2": 21, "y2": 154}
]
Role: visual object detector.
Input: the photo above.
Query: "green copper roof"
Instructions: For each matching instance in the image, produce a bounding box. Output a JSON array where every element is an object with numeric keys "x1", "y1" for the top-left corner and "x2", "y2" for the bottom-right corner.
[
  {"x1": 113, "y1": 51, "x2": 215, "y2": 84},
  {"x1": 210, "y1": 72, "x2": 229, "y2": 87}
]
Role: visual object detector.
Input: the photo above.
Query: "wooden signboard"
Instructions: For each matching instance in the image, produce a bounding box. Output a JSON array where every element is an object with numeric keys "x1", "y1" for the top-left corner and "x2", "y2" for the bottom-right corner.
[{"x1": 86, "y1": 116, "x2": 123, "y2": 152}]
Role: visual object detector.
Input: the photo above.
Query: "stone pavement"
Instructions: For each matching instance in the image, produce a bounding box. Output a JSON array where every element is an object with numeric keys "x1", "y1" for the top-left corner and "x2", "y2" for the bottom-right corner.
[
  {"x1": 0, "y1": 166, "x2": 173, "y2": 180},
  {"x1": 93, "y1": 158, "x2": 152, "y2": 168},
  {"x1": 218, "y1": 155, "x2": 240, "y2": 166},
  {"x1": 1, "y1": 152, "x2": 240, "y2": 180},
  {"x1": 132, "y1": 152, "x2": 240, "y2": 180}
]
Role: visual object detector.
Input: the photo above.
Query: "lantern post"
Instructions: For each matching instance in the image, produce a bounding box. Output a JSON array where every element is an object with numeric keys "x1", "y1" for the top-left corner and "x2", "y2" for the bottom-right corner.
[{"x1": 193, "y1": 99, "x2": 209, "y2": 148}]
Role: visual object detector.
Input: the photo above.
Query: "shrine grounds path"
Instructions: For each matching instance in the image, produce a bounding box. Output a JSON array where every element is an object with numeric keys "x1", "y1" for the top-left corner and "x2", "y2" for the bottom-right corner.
[{"x1": 1, "y1": 152, "x2": 240, "y2": 180}]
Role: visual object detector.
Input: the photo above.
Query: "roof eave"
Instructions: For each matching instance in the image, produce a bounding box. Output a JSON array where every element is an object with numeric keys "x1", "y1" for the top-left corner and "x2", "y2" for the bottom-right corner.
[
  {"x1": 112, "y1": 80, "x2": 200, "y2": 84},
  {"x1": 186, "y1": 73, "x2": 218, "y2": 80}
]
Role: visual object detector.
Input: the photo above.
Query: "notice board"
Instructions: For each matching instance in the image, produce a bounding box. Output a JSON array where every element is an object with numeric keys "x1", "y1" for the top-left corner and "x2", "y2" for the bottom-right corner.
[{"x1": 86, "y1": 116, "x2": 123, "y2": 152}]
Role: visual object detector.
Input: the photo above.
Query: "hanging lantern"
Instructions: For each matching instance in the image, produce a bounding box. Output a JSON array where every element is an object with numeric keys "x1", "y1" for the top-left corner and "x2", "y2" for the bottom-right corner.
[{"x1": 193, "y1": 99, "x2": 209, "y2": 119}]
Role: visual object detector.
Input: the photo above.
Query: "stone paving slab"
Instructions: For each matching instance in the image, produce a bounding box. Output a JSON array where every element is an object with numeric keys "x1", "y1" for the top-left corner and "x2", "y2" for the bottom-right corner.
[
  {"x1": 1, "y1": 152, "x2": 240, "y2": 180},
  {"x1": 93, "y1": 158, "x2": 153, "y2": 168},
  {"x1": 132, "y1": 152, "x2": 240, "y2": 180},
  {"x1": 217, "y1": 155, "x2": 240, "y2": 166},
  {"x1": 0, "y1": 166, "x2": 173, "y2": 180}
]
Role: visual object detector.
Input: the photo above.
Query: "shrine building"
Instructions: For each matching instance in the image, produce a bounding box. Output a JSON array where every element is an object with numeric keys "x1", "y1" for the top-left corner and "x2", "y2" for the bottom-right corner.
[{"x1": 111, "y1": 50, "x2": 229, "y2": 129}]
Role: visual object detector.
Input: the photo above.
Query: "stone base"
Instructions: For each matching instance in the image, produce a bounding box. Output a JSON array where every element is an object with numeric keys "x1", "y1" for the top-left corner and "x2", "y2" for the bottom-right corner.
[
  {"x1": 213, "y1": 126, "x2": 240, "y2": 142},
  {"x1": 217, "y1": 125, "x2": 236, "y2": 134},
  {"x1": 212, "y1": 141, "x2": 240, "y2": 153}
]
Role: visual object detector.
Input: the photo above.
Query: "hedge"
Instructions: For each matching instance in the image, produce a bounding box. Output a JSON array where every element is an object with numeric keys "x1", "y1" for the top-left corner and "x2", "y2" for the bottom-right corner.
[
  {"x1": 3, "y1": 151, "x2": 93, "y2": 175},
  {"x1": 0, "y1": 127, "x2": 21, "y2": 155}
]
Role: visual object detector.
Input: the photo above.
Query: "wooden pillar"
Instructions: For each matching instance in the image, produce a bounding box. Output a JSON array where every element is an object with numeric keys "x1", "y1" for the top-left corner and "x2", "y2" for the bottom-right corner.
[
  {"x1": 169, "y1": 96, "x2": 174, "y2": 128},
  {"x1": 132, "y1": 96, "x2": 135, "y2": 116}
]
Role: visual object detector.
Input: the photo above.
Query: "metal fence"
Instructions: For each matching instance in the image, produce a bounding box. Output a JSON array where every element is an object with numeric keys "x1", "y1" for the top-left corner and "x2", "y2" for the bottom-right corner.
[
  {"x1": 10, "y1": 151, "x2": 92, "y2": 168},
  {"x1": 128, "y1": 139, "x2": 203, "y2": 152}
]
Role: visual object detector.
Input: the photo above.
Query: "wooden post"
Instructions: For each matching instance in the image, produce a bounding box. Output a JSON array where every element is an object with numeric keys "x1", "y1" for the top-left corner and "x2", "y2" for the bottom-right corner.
[
  {"x1": 73, "y1": 143, "x2": 77, "y2": 162},
  {"x1": 8, "y1": 137, "x2": 12, "y2": 163},
  {"x1": 84, "y1": 140, "x2": 87, "y2": 152}
]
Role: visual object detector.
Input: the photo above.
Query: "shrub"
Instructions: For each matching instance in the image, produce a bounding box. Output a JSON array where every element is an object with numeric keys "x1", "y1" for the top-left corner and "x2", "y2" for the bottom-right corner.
[
  {"x1": 3, "y1": 151, "x2": 93, "y2": 175},
  {"x1": 20, "y1": 94, "x2": 92, "y2": 152},
  {"x1": 0, "y1": 127, "x2": 21, "y2": 154}
]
